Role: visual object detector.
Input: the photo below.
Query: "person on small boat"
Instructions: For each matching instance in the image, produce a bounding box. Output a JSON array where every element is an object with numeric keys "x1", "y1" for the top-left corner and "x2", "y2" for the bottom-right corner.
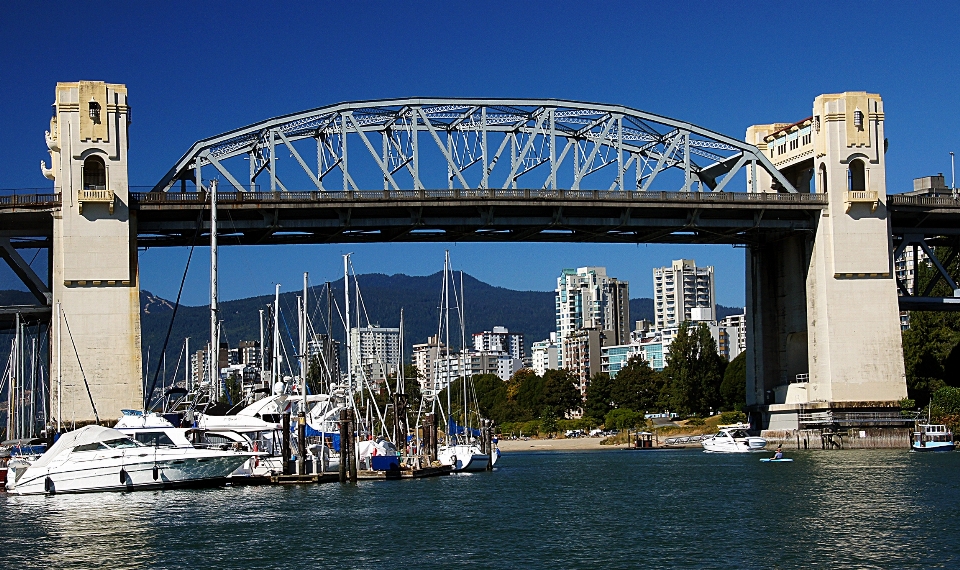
[{"x1": 773, "y1": 446, "x2": 783, "y2": 460}]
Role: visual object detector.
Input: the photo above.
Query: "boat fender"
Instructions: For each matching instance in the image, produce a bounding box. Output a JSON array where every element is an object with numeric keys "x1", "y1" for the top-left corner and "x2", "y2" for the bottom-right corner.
[
  {"x1": 450, "y1": 455, "x2": 457, "y2": 467},
  {"x1": 120, "y1": 468, "x2": 128, "y2": 485},
  {"x1": 44, "y1": 476, "x2": 54, "y2": 494},
  {"x1": 152, "y1": 464, "x2": 159, "y2": 481}
]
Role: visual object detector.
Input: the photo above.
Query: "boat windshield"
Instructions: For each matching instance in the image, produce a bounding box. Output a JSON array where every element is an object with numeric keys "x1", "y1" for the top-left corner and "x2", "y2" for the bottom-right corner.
[
  {"x1": 730, "y1": 430, "x2": 750, "y2": 439},
  {"x1": 73, "y1": 442, "x2": 109, "y2": 452},
  {"x1": 102, "y1": 438, "x2": 141, "y2": 449},
  {"x1": 134, "y1": 432, "x2": 176, "y2": 447}
]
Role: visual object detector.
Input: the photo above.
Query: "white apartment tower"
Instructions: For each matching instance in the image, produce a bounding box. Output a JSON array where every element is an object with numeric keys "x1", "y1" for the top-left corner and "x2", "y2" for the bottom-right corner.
[
  {"x1": 349, "y1": 325, "x2": 400, "y2": 383},
  {"x1": 653, "y1": 259, "x2": 716, "y2": 330},
  {"x1": 555, "y1": 267, "x2": 630, "y2": 368},
  {"x1": 473, "y1": 326, "x2": 524, "y2": 361}
]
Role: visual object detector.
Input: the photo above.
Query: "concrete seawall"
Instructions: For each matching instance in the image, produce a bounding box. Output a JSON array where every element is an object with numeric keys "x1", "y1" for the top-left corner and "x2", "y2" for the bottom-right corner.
[{"x1": 762, "y1": 428, "x2": 913, "y2": 450}]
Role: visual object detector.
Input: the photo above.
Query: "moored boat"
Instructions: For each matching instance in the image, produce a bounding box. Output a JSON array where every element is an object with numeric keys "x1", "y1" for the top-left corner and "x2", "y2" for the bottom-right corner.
[
  {"x1": 701, "y1": 427, "x2": 767, "y2": 453},
  {"x1": 6, "y1": 425, "x2": 257, "y2": 495},
  {"x1": 911, "y1": 424, "x2": 955, "y2": 452}
]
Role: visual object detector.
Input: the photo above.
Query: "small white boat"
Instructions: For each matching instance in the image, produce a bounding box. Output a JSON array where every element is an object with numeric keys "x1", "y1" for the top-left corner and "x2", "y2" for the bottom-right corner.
[
  {"x1": 5, "y1": 425, "x2": 257, "y2": 495},
  {"x1": 702, "y1": 428, "x2": 767, "y2": 453},
  {"x1": 437, "y1": 437, "x2": 500, "y2": 472},
  {"x1": 911, "y1": 424, "x2": 955, "y2": 452}
]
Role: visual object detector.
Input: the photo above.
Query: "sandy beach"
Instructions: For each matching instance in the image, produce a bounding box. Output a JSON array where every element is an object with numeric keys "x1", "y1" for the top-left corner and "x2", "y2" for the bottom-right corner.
[{"x1": 497, "y1": 437, "x2": 628, "y2": 452}]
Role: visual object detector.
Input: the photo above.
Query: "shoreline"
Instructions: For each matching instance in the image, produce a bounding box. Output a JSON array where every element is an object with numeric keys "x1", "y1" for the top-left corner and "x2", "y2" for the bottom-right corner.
[{"x1": 497, "y1": 437, "x2": 629, "y2": 452}]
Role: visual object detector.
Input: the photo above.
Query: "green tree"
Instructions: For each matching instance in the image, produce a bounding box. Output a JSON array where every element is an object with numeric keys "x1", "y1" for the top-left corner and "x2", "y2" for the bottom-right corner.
[
  {"x1": 720, "y1": 351, "x2": 747, "y2": 411},
  {"x1": 508, "y1": 368, "x2": 544, "y2": 421},
  {"x1": 472, "y1": 373, "x2": 510, "y2": 424},
  {"x1": 610, "y1": 356, "x2": 665, "y2": 413},
  {"x1": 221, "y1": 370, "x2": 243, "y2": 406},
  {"x1": 584, "y1": 372, "x2": 613, "y2": 421},
  {"x1": 604, "y1": 408, "x2": 641, "y2": 430},
  {"x1": 901, "y1": 245, "x2": 960, "y2": 406},
  {"x1": 540, "y1": 406, "x2": 559, "y2": 435},
  {"x1": 542, "y1": 368, "x2": 581, "y2": 416},
  {"x1": 662, "y1": 322, "x2": 726, "y2": 416}
]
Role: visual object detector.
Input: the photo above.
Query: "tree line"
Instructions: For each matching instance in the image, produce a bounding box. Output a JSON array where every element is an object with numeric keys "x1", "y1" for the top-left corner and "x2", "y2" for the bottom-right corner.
[{"x1": 435, "y1": 321, "x2": 747, "y2": 435}]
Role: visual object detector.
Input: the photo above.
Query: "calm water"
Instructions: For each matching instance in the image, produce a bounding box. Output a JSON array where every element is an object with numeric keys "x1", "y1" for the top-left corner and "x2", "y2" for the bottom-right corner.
[{"x1": 2, "y1": 449, "x2": 959, "y2": 569}]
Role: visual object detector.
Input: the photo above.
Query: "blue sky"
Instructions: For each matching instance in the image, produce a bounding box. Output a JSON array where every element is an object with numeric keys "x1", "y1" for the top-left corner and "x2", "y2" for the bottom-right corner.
[{"x1": 2, "y1": 1, "x2": 959, "y2": 306}]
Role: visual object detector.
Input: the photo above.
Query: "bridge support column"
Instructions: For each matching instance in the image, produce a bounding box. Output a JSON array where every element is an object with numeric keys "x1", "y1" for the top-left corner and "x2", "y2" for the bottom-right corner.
[
  {"x1": 45, "y1": 81, "x2": 143, "y2": 425},
  {"x1": 747, "y1": 92, "x2": 907, "y2": 430}
]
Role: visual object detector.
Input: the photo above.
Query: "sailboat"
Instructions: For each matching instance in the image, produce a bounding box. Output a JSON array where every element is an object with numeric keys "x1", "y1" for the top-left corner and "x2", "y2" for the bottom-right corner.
[{"x1": 433, "y1": 252, "x2": 499, "y2": 472}]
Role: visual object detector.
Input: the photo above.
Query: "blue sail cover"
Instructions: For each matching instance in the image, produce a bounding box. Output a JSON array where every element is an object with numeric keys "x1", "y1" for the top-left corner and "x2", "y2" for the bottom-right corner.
[
  {"x1": 447, "y1": 418, "x2": 481, "y2": 437},
  {"x1": 303, "y1": 425, "x2": 341, "y2": 452}
]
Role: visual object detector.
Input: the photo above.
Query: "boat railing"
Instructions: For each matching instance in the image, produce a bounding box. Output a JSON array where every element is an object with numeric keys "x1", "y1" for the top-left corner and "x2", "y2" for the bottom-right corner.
[
  {"x1": 662, "y1": 434, "x2": 710, "y2": 446},
  {"x1": 798, "y1": 410, "x2": 912, "y2": 426}
]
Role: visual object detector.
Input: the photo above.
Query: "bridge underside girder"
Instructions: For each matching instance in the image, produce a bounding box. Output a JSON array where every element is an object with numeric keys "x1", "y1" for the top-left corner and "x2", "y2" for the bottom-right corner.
[{"x1": 135, "y1": 193, "x2": 820, "y2": 247}]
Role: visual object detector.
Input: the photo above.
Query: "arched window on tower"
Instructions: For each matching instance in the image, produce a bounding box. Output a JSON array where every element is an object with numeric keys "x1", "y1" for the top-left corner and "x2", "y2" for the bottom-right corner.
[
  {"x1": 848, "y1": 159, "x2": 866, "y2": 192},
  {"x1": 83, "y1": 155, "x2": 106, "y2": 190},
  {"x1": 818, "y1": 164, "x2": 828, "y2": 194}
]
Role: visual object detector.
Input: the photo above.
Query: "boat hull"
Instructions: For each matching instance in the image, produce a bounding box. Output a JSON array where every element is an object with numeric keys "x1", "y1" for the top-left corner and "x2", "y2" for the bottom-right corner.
[
  {"x1": 437, "y1": 444, "x2": 493, "y2": 472},
  {"x1": 702, "y1": 437, "x2": 767, "y2": 453},
  {"x1": 911, "y1": 442, "x2": 955, "y2": 452},
  {"x1": 7, "y1": 452, "x2": 254, "y2": 495}
]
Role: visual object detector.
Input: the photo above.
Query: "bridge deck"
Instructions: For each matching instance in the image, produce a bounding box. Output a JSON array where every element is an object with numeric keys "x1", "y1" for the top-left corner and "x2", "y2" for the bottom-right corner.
[
  {"x1": 5, "y1": 191, "x2": 960, "y2": 246},
  {"x1": 130, "y1": 190, "x2": 825, "y2": 246}
]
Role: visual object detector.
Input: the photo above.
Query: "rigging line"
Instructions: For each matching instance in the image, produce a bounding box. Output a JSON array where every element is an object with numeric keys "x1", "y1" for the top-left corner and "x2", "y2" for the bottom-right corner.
[
  {"x1": 145, "y1": 212, "x2": 203, "y2": 410},
  {"x1": 62, "y1": 311, "x2": 99, "y2": 424}
]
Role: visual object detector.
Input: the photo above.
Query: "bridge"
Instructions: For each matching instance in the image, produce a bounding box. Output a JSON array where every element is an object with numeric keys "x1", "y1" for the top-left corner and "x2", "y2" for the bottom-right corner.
[{"x1": 3, "y1": 82, "x2": 959, "y2": 431}]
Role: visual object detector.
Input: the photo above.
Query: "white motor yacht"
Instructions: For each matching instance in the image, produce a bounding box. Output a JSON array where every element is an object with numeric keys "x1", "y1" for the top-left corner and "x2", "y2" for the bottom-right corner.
[
  {"x1": 114, "y1": 410, "x2": 283, "y2": 477},
  {"x1": 5, "y1": 425, "x2": 257, "y2": 495},
  {"x1": 701, "y1": 428, "x2": 767, "y2": 453}
]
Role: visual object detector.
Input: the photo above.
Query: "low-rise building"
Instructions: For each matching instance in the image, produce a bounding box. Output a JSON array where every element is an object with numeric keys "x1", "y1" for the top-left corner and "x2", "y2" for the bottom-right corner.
[{"x1": 531, "y1": 333, "x2": 559, "y2": 376}]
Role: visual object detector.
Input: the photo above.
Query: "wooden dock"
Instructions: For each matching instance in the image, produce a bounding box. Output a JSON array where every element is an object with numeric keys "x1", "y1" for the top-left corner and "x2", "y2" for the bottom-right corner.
[{"x1": 357, "y1": 466, "x2": 452, "y2": 480}]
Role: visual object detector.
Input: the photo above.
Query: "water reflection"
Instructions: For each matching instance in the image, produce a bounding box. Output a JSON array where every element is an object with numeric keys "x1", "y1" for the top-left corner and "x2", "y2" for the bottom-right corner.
[{"x1": 2, "y1": 449, "x2": 959, "y2": 569}]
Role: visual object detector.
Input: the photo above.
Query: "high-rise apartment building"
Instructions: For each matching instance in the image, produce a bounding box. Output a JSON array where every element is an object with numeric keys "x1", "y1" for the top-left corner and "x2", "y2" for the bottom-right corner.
[
  {"x1": 349, "y1": 325, "x2": 400, "y2": 384},
  {"x1": 653, "y1": 259, "x2": 715, "y2": 330},
  {"x1": 555, "y1": 267, "x2": 630, "y2": 368},
  {"x1": 562, "y1": 328, "x2": 610, "y2": 400},
  {"x1": 473, "y1": 326, "x2": 524, "y2": 361},
  {"x1": 720, "y1": 312, "x2": 746, "y2": 360}
]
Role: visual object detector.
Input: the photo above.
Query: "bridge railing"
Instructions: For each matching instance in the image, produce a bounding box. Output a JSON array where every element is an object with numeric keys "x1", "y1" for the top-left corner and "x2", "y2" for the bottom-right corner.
[
  {"x1": 798, "y1": 411, "x2": 911, "y2": 426},
  {"x1": 888, "y1": 194, "x2": 960, "y2": 208},
  {"x1": 128, "y1": 189, "x2": 829, "y2": 205},
  {"x1": 0, "y1": 193, "x2": 61, "y2": 207}
]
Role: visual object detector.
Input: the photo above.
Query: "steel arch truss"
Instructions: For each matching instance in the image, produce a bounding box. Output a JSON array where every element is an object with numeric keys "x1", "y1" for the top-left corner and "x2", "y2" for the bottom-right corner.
[{"x1": 153, "y1": 99, "x2": 796, "y2": 195}]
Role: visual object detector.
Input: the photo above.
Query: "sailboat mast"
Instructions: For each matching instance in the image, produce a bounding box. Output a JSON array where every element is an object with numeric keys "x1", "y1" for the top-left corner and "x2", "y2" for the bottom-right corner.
[
  {"x1": 301, "y1": 271, "x2": 308, "y2": 408},
  {"x1": 56, "y1": 301, "x2": 62, "y2": 432},
  {"x1": 6, "y1": 313, "x2": 17, "y2": 439},
  {"x1": 273, "y1": 284, "x2": 281, "y2": 389},
  {"x1": 397, "y1": 309, "x2": 404, "y2": 395},
  {"x1": 444, "y1": 251, "x2": 452, "y2": 438},
  {"x1": 184, "y1": 337, "x2": 190, "y2": 393},
  {"x1": 344, "y1": 254, "x2": 353, "y2": 403},
  {"x1": 461, "y1": 270, "x2": 469, "y2": 436},
  {"x1": 209, "y1": 178, "x2": 219, "y2": 401}
]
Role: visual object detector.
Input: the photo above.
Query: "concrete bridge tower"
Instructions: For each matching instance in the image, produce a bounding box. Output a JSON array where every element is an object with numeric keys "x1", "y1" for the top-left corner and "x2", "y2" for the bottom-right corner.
[
  {"x1": 746, "y1": 92, "x2": 907, "y2": 429},
  {"x1": 43, "y1": 81, "x2": 143, "y2": 424}
]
